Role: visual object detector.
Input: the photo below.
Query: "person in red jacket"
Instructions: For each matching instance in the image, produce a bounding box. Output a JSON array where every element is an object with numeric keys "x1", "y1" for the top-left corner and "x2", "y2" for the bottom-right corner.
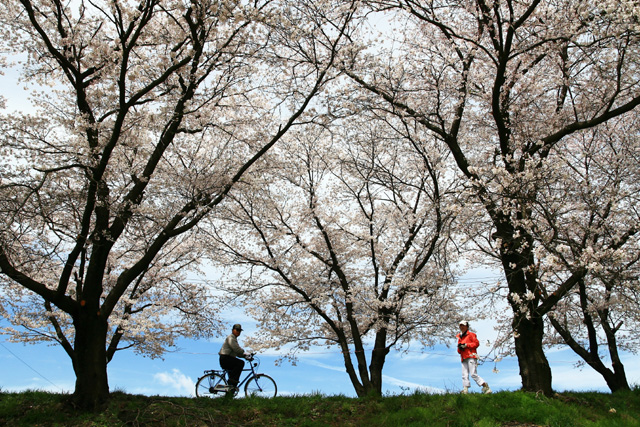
[{"x1": 456, "y1": 320, "x2": 491, "y2": 394}]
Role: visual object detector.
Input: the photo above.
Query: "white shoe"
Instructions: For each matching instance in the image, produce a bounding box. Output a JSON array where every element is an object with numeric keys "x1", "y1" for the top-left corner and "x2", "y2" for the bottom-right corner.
[
  {"x1": 461, "y1": 386, "x2": 469, "y2": 394},
  {"x1": 482, "y1": 383, "x2": 492, "y2": 394}
]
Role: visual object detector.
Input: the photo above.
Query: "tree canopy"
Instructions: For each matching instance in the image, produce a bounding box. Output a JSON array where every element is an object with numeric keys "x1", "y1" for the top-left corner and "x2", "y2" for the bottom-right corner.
[
  {"x1": 0, "y1": 0, "x2": 359, "y2": 408},
  {"x1": 2, "y1": 0, "x2": 640, "y2": 402},
  {"x1": 206, "y1": 105, "x2": 464, "y2": 395}
]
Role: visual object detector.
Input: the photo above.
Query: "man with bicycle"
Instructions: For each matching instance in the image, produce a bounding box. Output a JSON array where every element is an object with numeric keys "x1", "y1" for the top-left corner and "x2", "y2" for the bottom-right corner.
[{"x1": 219, "y1": 324, "x2": 252, "y2": 393}]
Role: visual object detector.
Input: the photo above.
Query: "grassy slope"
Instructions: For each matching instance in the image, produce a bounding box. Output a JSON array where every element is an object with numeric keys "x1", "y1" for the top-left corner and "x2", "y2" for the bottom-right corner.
[{"x1": 0, "y1": 389, "x2": 638, "y2": 426}]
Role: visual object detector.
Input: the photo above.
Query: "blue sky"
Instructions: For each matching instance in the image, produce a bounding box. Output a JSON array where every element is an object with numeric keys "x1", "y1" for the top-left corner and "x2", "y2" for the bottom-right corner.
[
  {"x1": 1, "y1": 270, "x2": 638, "y2": 398},
  {"x1": 2, "y1": 318, "x2": 638, "y2": 398}
]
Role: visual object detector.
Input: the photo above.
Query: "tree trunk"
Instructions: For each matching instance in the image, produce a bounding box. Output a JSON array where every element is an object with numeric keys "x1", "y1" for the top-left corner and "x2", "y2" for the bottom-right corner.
[
  {"x1": 368, "y1": 332, "x2": 390, "y2": 396},
  {"x1": 549, "y1": 316, "x2": 630, "y2": 393},
  {"x1": 599, "y1": 284, "x2": 631, "y2": 393},
  {"x1": 498, "y1": 221, "x2": 554, "y2": 396},
  {"x1": 339, "y1": 335, "x2": 389, "y2": 397},
  {"x1": 604, "y1": 362, "x2": 630, "y2": 392},
  {"x1": 590, "y1": 357, "x2": 630, "y2": 392},
  {"x1": 72, "y1": 309, "x2": 110, "y2": 410},
  {"x1": 513, "y1": 314, "x2": 553, "y2": 395},
  {"x1": 602, "y1": 332, "x2": 630, "y2": 392}
]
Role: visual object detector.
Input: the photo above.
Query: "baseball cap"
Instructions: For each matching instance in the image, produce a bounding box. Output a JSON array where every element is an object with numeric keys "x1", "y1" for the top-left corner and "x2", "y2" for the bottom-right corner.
[
  {"x1": 232, "y1": 323, "x2": 243, "y2": 331},
  {"x1": 459, "y1": 320, "x2": 469, "y2": 326}
]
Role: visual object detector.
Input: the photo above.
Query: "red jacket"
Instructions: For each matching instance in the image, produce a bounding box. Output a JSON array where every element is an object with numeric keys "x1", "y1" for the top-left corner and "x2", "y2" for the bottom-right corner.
[{"x1": 456, "y1": 330, "x2": 480, "y2": 361}]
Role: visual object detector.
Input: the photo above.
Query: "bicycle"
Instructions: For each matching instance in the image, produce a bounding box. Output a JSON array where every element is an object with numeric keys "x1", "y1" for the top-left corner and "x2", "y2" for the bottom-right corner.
[{"x1": 195, "y1": 354, "x2": 277, "y2": 398}]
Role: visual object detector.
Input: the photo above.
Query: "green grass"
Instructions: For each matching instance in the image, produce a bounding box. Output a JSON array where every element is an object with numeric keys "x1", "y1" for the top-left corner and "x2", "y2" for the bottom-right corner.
[{"x1": 0, "y1": 388, "x2": 638, "y2": 426}]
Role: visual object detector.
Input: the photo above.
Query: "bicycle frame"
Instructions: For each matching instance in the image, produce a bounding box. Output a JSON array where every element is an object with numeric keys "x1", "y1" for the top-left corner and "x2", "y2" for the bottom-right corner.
[
  {"x1": 197, "y1": 354, "x2": 277, "y2": 398},
  {"x1": 206, "y1": 358, "x2": 259, "y2": 390}
]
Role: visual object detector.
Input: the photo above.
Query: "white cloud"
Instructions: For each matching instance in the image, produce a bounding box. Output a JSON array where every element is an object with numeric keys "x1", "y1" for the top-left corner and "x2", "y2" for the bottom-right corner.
[
  {"x1": 390, "y1": 351, "x2": 438, "y2": 362},
  {"x1": 153, "y1": 369, "x2": 195, "y2": 397},
  {"x1": 21, "y1": 378, "x2": 73, "y2": 394},
  {"x1": 303, "y1": 358, "x2": 345, "y2": 372},
  {"x1": 382, "y1": 374, "x2": 446, "y2": 394}
]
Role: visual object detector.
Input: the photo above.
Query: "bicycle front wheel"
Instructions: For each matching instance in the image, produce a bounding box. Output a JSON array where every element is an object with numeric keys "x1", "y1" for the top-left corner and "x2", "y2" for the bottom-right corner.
[
  {"x1": 244, "y1": 374, "x2": 277, "y2": 398},
  {"x1": 195, "y1": 373, "x2": 228, "y2": 398}
]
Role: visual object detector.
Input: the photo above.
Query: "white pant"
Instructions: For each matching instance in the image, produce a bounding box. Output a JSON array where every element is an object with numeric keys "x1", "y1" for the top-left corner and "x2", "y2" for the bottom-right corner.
[{"x1": 461, "y1": 358, "x2": 485, "y2": 388}]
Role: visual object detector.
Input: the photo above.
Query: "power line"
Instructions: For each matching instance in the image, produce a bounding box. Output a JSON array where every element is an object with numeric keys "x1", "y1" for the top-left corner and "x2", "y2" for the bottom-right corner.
[
  {"x1": 173, "y1": 347, "x2": 586, "y2": 366},
  {"x1": 0, "y1": 341, "x2": 63, "y2": 392}
]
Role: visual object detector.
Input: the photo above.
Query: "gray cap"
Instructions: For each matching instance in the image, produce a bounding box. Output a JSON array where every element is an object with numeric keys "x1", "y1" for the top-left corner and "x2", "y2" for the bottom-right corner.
[{"x1": 232, "y1": 323, "x2": 243, "y2": 331}]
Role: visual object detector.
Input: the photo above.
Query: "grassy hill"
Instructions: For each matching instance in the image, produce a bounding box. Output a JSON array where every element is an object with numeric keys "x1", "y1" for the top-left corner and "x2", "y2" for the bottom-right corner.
[{"x1": 1, "y1": 388, "x2": 638, "y2": 426}]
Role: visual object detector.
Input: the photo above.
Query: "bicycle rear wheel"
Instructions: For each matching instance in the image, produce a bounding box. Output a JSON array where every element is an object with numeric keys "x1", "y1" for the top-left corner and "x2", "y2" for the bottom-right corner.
[
  {"x1": 244, "y1": 374, "x2": 277, "y2": 398},
  {"x1": 195, "y1": 373, "x2": 228, "y2": 398}
]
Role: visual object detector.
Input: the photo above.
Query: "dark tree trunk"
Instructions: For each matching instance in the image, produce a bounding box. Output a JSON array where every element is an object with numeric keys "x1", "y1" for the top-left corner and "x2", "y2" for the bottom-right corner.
[
  {"x1": 337, "y1": 334, "x2": 367, "y2": 397},
  {"x1": 584, "y1": 347, "x2": 630, "y2": 393},
  {"x1": 497, "y1": 221, "x2": 554, "y2": 396},
  {"x1": 72, "y1": 308, "x2": 110, "y2": 410},
  {"x1": 338, "y1": 329, "x2": 389, "y2": 397},
  {"x1": 601, "y1": 330, "x2": 630, "y2": 392},
  {"x1": 603, "y1": 362, "x2": 630, "y2": 392},
  {"x1": 513, "y1": 314, "x2": 553, "y2": 395},
  {"x1": 598, "y1": 282, "x2": 631, "y2": 393},
  {"x1": 368, "y1": 332, "x2": 390, "y2": 396},
  {"x1": 549, "y1": 316, "x2": 630, "y2": 393}
]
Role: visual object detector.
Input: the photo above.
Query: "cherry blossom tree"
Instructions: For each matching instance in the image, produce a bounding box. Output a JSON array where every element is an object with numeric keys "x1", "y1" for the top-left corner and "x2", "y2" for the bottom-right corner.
[
  {"x1": 345, "y1": 0, "x2": 640, "y2": 394},
  {"x1": 532, "y1": 117, "x2": 640, "y2": 392},
  {"x1": 0, "y1": 0, "x2": 358, "y2": 408},
  {"x1": 204, "y1": 108, "x2": 464, "y2": 396}
]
